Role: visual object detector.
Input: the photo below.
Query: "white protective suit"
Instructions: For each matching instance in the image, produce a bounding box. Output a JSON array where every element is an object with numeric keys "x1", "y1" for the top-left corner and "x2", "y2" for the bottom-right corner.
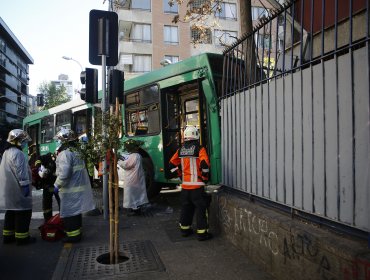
[
  {"x1": 55, "y1": 148, "x2": 95, "y2": 218},
  {"x1": 119, "y1": 153, "x2": 148, "y2": 209},
  {"x1": 0, "y1": 146, "x2": 32, "y2": 210}
]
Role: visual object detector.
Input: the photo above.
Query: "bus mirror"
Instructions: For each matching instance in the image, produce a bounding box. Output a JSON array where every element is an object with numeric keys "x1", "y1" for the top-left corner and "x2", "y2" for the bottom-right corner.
[
  {"x1": 109, "y1": 69, "x2": 124, "y2": 104},
  {"x1": 80, "y1": 68, "x2": 98, "y2": 103}
]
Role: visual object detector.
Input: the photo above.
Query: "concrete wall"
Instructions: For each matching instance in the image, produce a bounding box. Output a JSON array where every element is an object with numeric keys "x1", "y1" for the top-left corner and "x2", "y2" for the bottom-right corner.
[{"x1": 210, "y1": 191, "x2": 370, "y2": 280}]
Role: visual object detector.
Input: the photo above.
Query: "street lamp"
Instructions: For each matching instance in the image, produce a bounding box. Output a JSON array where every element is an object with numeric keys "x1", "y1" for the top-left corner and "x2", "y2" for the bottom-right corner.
[{"x1": 62, "y1": 56, "x2": 83, "y2": 71}]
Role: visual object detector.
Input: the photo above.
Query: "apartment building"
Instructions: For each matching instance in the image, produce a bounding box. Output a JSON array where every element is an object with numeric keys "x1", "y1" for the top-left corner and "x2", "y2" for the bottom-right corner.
[
  {"x1": 115, "y1": 0, "x2": 276, "y2": 80},
  {"x1": 51, "y1": 74, "x2": 74, "y2": 99},
  {"x1": 115, "y1": 0, "x2": 240, "y2": 79},
  {"x1": 0, "y1": 17, "x2": 33, "y2": 138}
]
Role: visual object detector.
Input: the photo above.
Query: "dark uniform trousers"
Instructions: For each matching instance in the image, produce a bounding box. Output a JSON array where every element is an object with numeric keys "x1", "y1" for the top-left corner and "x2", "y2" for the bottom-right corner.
[
  {"x1": 180, "y1": 187, "x2": 209, "y2": 235},
  {"x1": 3, "y1": 209, "x2": 32, "y2": 244},
  {"x1": 62, "y1": 214, "x2": 82, "y2": 242},
  {"x1": 42, "y1": 186, "x2": 61, "y2": 221}
]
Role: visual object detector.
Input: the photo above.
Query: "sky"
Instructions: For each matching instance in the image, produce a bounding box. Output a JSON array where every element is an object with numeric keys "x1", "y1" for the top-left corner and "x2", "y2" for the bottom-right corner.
[{"x1": 0, "y1": 0, "x2": 108, "y2": 96}]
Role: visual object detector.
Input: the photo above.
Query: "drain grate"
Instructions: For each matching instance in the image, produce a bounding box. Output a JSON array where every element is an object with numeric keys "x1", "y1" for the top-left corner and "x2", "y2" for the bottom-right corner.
[{"x1": 63, "y1": 240, "x2": 165, "y2": 279}]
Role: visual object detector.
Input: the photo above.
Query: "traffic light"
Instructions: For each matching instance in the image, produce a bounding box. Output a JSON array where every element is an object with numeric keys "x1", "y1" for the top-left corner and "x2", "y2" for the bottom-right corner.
[
  {"x1": 80, "y1": 68, "x2": 98, "y2": 103},
  {"x1": 109, "y1": 69, "x2": 124, "y2": 104}
]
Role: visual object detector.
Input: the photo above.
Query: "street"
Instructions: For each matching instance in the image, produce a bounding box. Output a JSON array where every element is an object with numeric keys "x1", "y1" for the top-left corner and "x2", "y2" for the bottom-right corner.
[{"x1": 0, "y1": 187, "x2": 273, "y2": 280}]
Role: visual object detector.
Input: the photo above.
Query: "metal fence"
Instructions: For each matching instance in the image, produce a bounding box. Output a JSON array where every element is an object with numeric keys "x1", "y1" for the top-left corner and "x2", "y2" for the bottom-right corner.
[{"x1": 220, "y1": 0, "x2": 369, "y2": 233}]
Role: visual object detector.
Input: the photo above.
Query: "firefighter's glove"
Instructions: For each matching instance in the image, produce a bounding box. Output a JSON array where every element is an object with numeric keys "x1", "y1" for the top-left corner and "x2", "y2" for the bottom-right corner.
[
  {"x1": 22, "y1": 185, "x2": 30, "y2": 197},
  {"x1": 53, "y1": 185, "x2": 59, "y2": 194}
]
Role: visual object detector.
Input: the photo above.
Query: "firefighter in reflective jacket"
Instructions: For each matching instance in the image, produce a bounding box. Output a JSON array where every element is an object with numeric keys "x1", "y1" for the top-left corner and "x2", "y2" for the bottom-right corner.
[
  {"x1": 169, "y1": 125, "x2": 212, "y2": 241},
  {"x1": 53, "y1": 128, "x2": 95, "y2": 243},
  {"x1": 0, "y1": 129, "x2": 36, "y2": 245}
]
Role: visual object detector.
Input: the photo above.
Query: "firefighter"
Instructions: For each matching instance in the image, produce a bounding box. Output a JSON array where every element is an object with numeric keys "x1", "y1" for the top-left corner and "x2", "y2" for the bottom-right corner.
[
  {"x1": 0, "y1": 129, "x2": 36, "y2": 245},
  {"x1": 169, "y1": 125, "x2": 212, "y2": 241},
  {"x1": 53, "y1": 128, "x2": 95, "y2": 243},
  {"x1": 38, "y1": 153, "x2": 60, "y2": 221}
]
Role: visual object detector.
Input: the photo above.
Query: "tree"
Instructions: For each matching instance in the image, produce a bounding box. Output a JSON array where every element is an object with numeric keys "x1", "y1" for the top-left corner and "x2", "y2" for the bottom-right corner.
[
  {"x1": 170, "y1": 0, "x2": 259, "y2": 83},
  {"x1": 37, "y1": 81, "x2": 71, "y2": 110}
]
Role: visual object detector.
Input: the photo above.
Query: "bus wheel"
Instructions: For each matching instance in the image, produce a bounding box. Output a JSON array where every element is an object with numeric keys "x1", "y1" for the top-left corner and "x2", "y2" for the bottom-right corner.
[{"x1": 142, "y1": 157, "x2": 161, "y2": 199}]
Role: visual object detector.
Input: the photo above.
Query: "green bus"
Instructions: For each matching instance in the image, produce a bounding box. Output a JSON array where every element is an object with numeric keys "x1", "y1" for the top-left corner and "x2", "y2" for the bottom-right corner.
[{"x1": 23, "y1": 52, "x2": 223, "y2": 197}]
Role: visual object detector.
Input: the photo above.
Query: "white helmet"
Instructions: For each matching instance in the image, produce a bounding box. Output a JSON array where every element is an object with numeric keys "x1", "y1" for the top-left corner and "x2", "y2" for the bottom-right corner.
[
  {"x1": 53, "y1": 128, "x2": 77, "y2": 143},
  {"x1": 7, "y1": 129, "x2": 31, "y2": 144},
  {"x1": 183, "y1": 125, "x2": 199, "y2": 141}
]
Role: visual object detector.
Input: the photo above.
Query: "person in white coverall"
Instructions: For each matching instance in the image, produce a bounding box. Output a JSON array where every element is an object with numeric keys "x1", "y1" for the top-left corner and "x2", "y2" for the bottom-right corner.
[
  {"x1": 120, "y1": 139, "x2": 148, "y2": 215},
  {"x1": 0, "y1": 129, "x2": 35, "y2": 245},
  {"x1": 53, "y1": 128, "x2": 95, "y2": 243}
]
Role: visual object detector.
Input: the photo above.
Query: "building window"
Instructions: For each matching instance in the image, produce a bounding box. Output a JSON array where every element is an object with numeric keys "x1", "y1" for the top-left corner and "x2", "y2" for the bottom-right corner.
[
  {"x1": 255, "y1": 34, "x2": 272, "y2": 49},
  {"x1": 131, "y1": 23, "x2": 151, "y2": 43},
  {"x1": 252, "y1": 7, "x2": 269, "y2": 21},
  {"x1": 163, "y1": 0, "x2": 178, "y2": 13},
  {"x1": 191, "y1": 28, "x2": 212, "y2": 44},
  {"x1": 164, "y1": 55, "x2": 179, "y2": 64},
  {"x1": 164, "y1": 25, "x2": 179, "y2": 45},
  {"x1": 215, "y1": 2, "x2": 237, "y2": 20},
  {"x1": 132, "y1": 0, "x2": 151, "y2": 10},
  {"x1": 214, "y1": 30, "x2": 237, "y2": 46},
  {"x1": 132, "y1": 55, "x2": 152, "y2": 72},
  {"x1": 189, "y1": 0, "x2": 206, "y2": 9}
]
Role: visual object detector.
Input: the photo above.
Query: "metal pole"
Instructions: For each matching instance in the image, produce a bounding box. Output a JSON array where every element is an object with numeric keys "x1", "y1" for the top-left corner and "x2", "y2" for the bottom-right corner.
[{"x1": 102, "y1": 54, "x2": 109, "y2": 220}]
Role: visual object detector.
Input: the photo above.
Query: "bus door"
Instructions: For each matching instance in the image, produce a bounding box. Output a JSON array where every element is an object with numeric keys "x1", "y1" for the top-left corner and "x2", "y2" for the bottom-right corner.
[
  {"x1": 162, "y1": 81, "x2": 207, "y2": 178},
  {"x1": 26, "y1": 123, "x2": 40, "y2": 165},
  {"x1": 162, "y1": 88, "x2": 181, "y2": 178}
]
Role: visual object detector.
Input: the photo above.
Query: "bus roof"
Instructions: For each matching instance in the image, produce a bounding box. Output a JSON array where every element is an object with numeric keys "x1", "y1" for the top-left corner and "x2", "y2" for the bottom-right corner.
[
  {"x1": 124, "y1": 52, "x2": 223, "y2": 92},
  {"x1": 23, "y1": 98, "x2": 90, "y2": 125}
]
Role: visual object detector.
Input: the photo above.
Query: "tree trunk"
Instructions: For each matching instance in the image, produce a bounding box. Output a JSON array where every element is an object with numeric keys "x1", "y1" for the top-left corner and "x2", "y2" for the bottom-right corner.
[{"x1": 239, "y1": 0, "x2": 259, "y2": 85}]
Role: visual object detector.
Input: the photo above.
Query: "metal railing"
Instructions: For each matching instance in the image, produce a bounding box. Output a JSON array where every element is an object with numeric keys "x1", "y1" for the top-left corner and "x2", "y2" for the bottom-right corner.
[{"x1": 219, "y1": 0, "x2": 370, "y2": 233}]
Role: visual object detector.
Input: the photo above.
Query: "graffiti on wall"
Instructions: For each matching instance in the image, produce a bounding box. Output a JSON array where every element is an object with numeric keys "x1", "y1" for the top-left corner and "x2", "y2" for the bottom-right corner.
[{"x1": 218, "y1": 195, "x2": 370, "y2": 280}]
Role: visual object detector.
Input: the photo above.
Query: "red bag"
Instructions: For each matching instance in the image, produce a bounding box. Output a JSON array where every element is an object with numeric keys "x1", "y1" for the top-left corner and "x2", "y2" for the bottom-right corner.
[{"x1": 39, "y1": 214, "x2": 65, "y2": 241}]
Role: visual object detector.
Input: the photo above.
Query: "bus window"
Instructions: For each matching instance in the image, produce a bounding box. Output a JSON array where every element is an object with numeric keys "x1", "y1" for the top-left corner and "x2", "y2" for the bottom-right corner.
[
  {"x1": 184, "y1": 99, "x2": 199, "y2": 127},
  {"x1": 41, "y1": 116, "x2": 54, "y2": 143},
  {"x1": 74, "y1": 110, "x2": 88, "y2": 136},
  {"x1": 125, "y1": 84, "x2": 160, "y2": 136},
  {"x1": 56, "y1": 111, "x2": 72, "y2": 132}
]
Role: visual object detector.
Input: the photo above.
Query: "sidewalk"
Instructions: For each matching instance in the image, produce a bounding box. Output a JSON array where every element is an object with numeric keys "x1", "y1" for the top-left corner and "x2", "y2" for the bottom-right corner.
[{"x1": 1, "y1": 189, "x2": 274, "y2": 280}]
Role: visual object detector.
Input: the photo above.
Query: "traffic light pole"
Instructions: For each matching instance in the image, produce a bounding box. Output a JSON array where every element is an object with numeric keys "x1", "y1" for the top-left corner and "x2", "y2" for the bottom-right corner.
[{"x1": 101, "y1": 54, "x2": 109, "y2": 220}]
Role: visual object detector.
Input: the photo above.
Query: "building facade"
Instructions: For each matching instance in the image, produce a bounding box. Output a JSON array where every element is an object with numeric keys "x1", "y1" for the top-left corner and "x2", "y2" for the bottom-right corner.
[
  {"x1": 115, "y1": 0, "x2": 276, "y2": 80},
  {"x1": 0, "y1": 17, "x2": 33, "y2": 138},
  {"x1": 51, "y1": 74, "x2": 74, "y2": 99},
  {"x1": 115, "y1": 0, "x2": 245, "y2": 80}
]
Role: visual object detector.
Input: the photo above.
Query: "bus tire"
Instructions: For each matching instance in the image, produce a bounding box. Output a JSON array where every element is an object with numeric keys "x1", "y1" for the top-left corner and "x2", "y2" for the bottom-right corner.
[{"x1": 142, "y1": 157, "x2": 161, "y2": 199}]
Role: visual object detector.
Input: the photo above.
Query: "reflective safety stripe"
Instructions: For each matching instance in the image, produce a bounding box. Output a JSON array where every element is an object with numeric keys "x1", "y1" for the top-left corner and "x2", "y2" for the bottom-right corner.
[
  {"x1": 72, "y1": 165, "x2": 85, "y2": 172},
  {"x1": 202, "y1": 169, "x2": 209, "y2": 172},
  {"x1": 3, "y1": 229, "x2": 14, "y2": 236},
  {"x1": 196, "y1": 229, "x2": 207, "y2": 234},
  {"x1": 15, "y1": 231, "x2": 29, "y2": 239},
  {"x1": 66, "y1": 228, "x2": 81, "y2": 237},
  {"x1": 58, "y1": 184, "x2": 89, "y2": 194},
  {"x1": 43, "y1": 208, "x2": 52, "y2": 214},
  {"x1": 170, "y1": 167, "x2": 178, "y2": 173},
  {"x1": 182, "y1": 181, "x2": 205, "y2": 186},
  {"x1": 190, "y1": 158, "x2": 197, "y2": 183},
  {"x1": 35, "y1": 160, "x2": 41, "y2": 165},
  {"x1": 179, "y1": 224, "x2": 191, "y2": 230}
]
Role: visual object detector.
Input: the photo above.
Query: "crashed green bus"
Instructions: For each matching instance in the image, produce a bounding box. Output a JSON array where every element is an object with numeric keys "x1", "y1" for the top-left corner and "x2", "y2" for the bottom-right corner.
[{"x1": 23, "y1": 53, "x2": 224, "y2": 197}]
